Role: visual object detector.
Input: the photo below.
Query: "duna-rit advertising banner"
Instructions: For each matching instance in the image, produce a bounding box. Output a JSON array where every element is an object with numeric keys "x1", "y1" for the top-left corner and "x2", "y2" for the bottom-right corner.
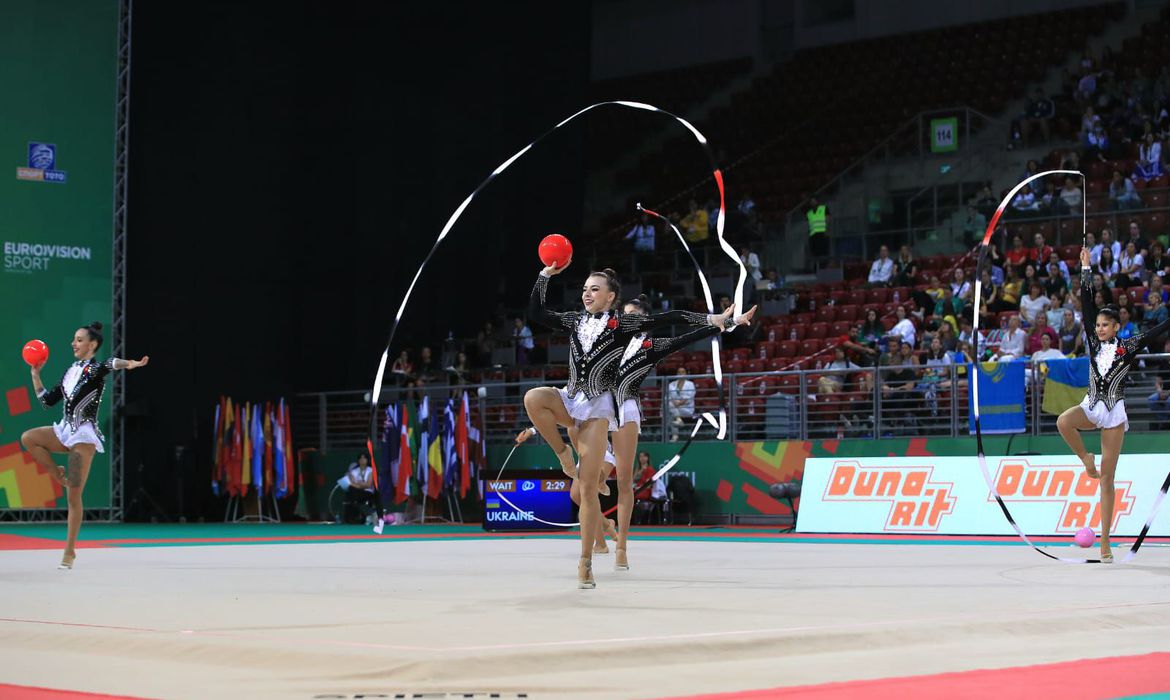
[{"x1": 0, "y1": 0, "x2": 118, "y2": 509}]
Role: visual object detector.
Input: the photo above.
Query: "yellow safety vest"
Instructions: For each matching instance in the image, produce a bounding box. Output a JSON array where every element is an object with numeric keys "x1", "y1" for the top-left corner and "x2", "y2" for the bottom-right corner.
[{"x1": 807, "y1": 205, "x2": 827, "y2": 236}]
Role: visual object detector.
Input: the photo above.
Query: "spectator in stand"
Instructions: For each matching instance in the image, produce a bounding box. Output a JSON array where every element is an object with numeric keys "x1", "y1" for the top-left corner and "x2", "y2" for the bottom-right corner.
[
  {"x1": 894, "y1": 245, "x2": 917, "y2": 287},
  {"x1": 1109, "y1": 171, "x2": 1142, "y2": 210},
  {"x1": 1025, "y1": 316, "x2": 1060, "y2": 355},
  {"x1": 1144, "y1": 291, "x2": 1169, "y2": 332},
  {"x1": 980, "y1": 269, "x2": 1002, "y2": 313},
  {"x1": 1118, "y1": 307, "x2": 1138, "y2": 340},
  {"x1": 446, "y1": 351, "x2": 471, "y2": 385},
  {"x1": 1058, "y1": 309, "x2": 1084, "y2": 356},
  {"x1": 1148, "y1": 338, "x2": 1170, "y2": 430},
  {"x1": 1039, "y1": 180, "x2": 1061, "y2": 213},
  {"x1": 1021, "y1": 88, "x2": 1055, "y2": 144},
  {"x1": 1019, "y1": 281, "x2": 1050, "y2": 326},
  {"x1": 1145, "y1": 275, "x2": 1169, "y2": 307},
  {"x1": 806, "y1": 196, "x2": 829, "y2": 258},
  {"x1": 1058, "y1": 177, "x2": 1084, "y2": 214},
  {"x1": 867, "y1": 245, "x2": 894, "y2": 286},
  {"x1": 998, "y1": 265, "x2": 1023, "y2": 312},
  {"x1": 416, "y1": 346, "x2": 438, "y2": 382},
  {"x1": 1093, "y1": 228, "x2": 1121, "y2": 266},
  {"x1": 881, "y1": 344, "x2": 919, "y2": 428},
  {"x1": 682, "y1": 199, "x2": 709, "y2": 243},
  {"x1": 934, "y1": 286, "x2": 963, "y2": 331},
  {"x1": 390, "y1": 349, "x2": 414, "y2": 384},
  {"x1": 1125, "y1": 220, "x2": 1149, "y2": 258},
  {"x1": 859, "y1": 308, "x2": 885, "y2": 347},
  {"x1": 1011, "y1": 184, "x2": 1041, "y2": 213},
  {"x1": 1044, "y1": 263, "x2": 1068, "y2": 298},
  {"x1": 1097, "y1": 246, "x2": 1120, "y2": 286},
  {"x1": 1117, "y1": 241, "x2": 1146, "y2": 288},
  {"x1": 761, "y1": 268, "x2": 781, "y2": 291},
  {"x1": 513, "y1": 317, "x2": 534, "y2": 365},
  {"x1": 666, "y1": 368, "x2": 696, "y2": 442},
  {"x1": 1028, "y1": 333, "x2": 1066, "y2": 385},
  {"x1": 1048, "y1": 287, "x2": 1071, "y2": 327},
  {"x1": 1006, "y1": 234, "x2": 1030, "y2": 270},
  {"x1": 817, "y1": 347, "x2": 860, "y2": 395},
  {"x1": 1080, "y1": 105, "x2": 1101, "y2": 138},
  {"x1": 1116, "y1": 291, "x2": 1142, "y2": 325},
  {"x1": 951, "y1": 268, "x2": 973, "y2": 303},
  {"x1": 1083, "y1": 123, "x2": 1109, "y2": 163},
  {"x1": 1146, "y1": 241, "x2": 1169, "y2": 280},
  {"x1": 937, "y1": 319, "x2": 958, "y2": 352},
  {"x1": 1047, "y1": 251, "x2": 1071, "y2": 284},
  {"x1": 1029, "y1": 233, "x2": 1054, "y2": 270},
  {"x1": 737, "y1": 193, "x2": 757, "y2": 229},
  {"x1": 739, "y1": 245, "x2": 762, "y2": 282},
  {"x1": 625, "y1": 214, "x2": 656, "y2": 253},
  {"x1": 963, "y1": 206, "x2": 988, "y2": 247},
  {"x1": 886, "y1": 305, "x2": 916, "y2": 349},
  {"x1": 476, "y1": 321, "x2": 495, "y2": 366},
  {"x1": 1135, "y1": 132, "x2": 1163, "y2": 181},
  {"x1": 994, "y1": 315, "x2": 1027, "y2": 361}
]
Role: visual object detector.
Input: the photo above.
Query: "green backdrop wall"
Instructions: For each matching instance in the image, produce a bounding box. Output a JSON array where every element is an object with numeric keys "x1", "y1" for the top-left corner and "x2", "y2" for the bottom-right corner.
[{"x1": 0, "y1": 0, "x2": 118, "y2": 509}]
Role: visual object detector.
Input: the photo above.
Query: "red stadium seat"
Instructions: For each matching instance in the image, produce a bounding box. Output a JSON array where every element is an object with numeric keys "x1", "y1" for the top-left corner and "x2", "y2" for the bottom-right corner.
[
  {"x1": 756, "y1": 341, "x2": 776, "y2": 359},
  {"x1": 835, "y1": 305, "x2": 860, "y2": 322},
  {"x1": 831, "y1": 320, "x2": 853, "y2": 336},
  {"x1": 794, "y1": 312, "x2": 815, "y2": 324},
  {"x1": 800, "y1": 339, "x2": 823, "y2": 355},
  {"x1": 766, "y1": 324, "x2": 787, "y2": 342},
  {"x1": 776, "y1": 340, "x2": 798, "y2": 357},
  {"x1": 866, "y1": 288, "x2": 890, "y2": 304},
  {"x1": 730, "y1": 348, "x2": 751, "y2": 362},
  {"x1": 807, "y1": 322, "x2": 829, "y2": 339}
]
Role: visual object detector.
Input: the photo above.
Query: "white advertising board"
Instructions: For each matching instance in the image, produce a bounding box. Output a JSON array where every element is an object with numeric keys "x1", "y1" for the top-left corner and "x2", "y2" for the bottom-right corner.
[{"x1": 797, "y1": 455, "x2": 1170, "y2": 536}]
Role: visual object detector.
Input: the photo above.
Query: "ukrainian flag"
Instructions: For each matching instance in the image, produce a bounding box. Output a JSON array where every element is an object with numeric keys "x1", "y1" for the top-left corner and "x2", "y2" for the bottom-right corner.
[{"x1": 1042, "y1": 357, "x2": 1089, "y2": 415}]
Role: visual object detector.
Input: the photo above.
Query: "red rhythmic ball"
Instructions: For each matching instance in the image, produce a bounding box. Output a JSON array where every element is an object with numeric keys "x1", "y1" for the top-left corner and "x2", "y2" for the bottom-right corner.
[
  {"x1": 22, "y1": 339, "x2": 49, "y2": 368},
  {"x1": 538, "y1": 234, "x2": 573, "y2": 268}
]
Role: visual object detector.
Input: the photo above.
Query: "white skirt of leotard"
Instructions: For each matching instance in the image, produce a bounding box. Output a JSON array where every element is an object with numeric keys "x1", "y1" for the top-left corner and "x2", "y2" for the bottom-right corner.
[
  {"x1": 558, "y1": 388, "x2": 618, "y2": 432},
  {"x1": 1080, "y1": 396, "x2": 1128, "y2": 431},
  {"x1": 53, "y1": 419, "x2": 105, "y2": 453}
]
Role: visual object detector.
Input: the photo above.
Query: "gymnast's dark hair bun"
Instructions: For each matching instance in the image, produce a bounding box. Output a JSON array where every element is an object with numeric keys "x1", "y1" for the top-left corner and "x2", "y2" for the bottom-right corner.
[
  {"x1": 590, "y1": 268, "x2": 621, "y2": 299},
  {"x1": 623, "y1": 294, "x2": 651, "y2": 313},
  {"x1": 84, "y1": 321, "x2": 104, "y2": 349},
  {"x1": 1098, "y1": 306, "x2": 1121, "y2": 323}
]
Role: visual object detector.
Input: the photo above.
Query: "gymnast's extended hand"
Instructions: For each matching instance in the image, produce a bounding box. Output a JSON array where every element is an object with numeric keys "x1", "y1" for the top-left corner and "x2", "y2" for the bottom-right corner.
[
  {"x1": 713, "y1": 304, "x2": 758, "y2": 330},
  {"x1": 541, "y1": 258, "x2": 572, "y2": 277}
]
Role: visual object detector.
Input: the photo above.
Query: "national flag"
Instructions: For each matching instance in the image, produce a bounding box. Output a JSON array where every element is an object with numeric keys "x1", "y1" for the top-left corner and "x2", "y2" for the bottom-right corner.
[
  {"x1": 281, "y1": 398, "x2": 296, "y2": 496},
  {"x1": 443, "y1": 399, "x2": 457, "y2": 490},
  {"x1": 968, "y1": 361, "x2": 1026, "y2": 434},
  {"x1": 251, "y1": 403, "x2": 264, "y2": 492},
  {"x1": 382, "y1": 404, "x2": 399, "y2": 510},
  {"x1": 212, "y1": 399, "x2": 223, "y2": 496},
  {"x1": 418, "y1": 396, "x2": 430, "y2": 496},
  {"x1": 456, "y1": 392, "x2": 470, "y2": 497},
  {"x1": 1042, "y1": 357, "x2": 1090, "y2": 415},
  {"x1": 241, "y1": 403, "x2": 253, "y2": 490},
  {"x1": 263, "y1": 403, "x2": 274, "y2": 493},
  {"x1": 427, "y1": 406, "x2": 443, "y2": 499},
  {"x1": 231, "y1": 403, "x2": 244, "y2": 495},
  {"x1": 397, "y1": 403, "x2": 414, "y2": 503},
  {"x1": 274, "y1": 403, "x2": 286, "y2": 498}
]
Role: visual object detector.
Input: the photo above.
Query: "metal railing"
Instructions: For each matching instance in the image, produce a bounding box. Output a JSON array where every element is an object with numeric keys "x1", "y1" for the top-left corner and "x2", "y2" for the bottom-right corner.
[{"x1": 294, "y1": 355, "x2": 1170, "y2": 451}]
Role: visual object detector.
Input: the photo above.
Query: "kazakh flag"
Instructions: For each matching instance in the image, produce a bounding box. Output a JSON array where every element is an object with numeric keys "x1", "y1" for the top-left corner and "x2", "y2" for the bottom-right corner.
[{"x1": 1042, "y1": 357, "x2": 1089, "y2": 415}]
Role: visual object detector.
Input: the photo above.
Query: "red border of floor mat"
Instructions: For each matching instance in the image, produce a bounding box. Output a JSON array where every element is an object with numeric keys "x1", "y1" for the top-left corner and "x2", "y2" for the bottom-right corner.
[
  {"x1": 653, "y1": 652, "x2": 1170, "y2": 700},
  {"x1": 0, "y1": 684, "x2": 152, "y2": 700}
]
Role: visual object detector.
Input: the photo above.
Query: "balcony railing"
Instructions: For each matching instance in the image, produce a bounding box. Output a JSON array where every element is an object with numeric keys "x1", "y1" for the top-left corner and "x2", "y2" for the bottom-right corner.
[{"x1": 294, "y1": 355, "x2": 1170, "y2": 452}]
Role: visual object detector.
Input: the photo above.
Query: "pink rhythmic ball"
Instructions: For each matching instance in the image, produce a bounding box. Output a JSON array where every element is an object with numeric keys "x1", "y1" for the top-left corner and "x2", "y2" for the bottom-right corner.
[{"x1": 1074, "y1": 527, "x2": 1096, "y2": 548}]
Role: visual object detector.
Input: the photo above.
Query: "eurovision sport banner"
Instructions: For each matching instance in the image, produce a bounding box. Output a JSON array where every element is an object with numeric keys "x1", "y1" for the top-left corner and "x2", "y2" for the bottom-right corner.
[
  {"x1": 798, "y1": 456, "x2": 1170, "y2": 536},
  {"x1": 0, "y1": 0, "x2": 118, "y2": 510}
]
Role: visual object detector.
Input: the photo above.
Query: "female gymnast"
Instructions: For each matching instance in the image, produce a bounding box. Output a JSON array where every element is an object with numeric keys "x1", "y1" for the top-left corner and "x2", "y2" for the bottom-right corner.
[
  {"x1": 1056, "y1": 248, "x2": 1170, "y2": 561},
  {"x1": 524, "y1": 260, "x2": 748, "y2": 587},
  {"x1": 21, "y1": 322, "x2": 149, "y2": 569}
]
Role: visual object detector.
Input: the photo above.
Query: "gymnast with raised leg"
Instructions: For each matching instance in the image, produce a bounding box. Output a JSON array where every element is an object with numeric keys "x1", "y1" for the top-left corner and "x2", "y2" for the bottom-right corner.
[
  {"x1": 1056, "y1": 248, "x2": 1170, "y2": 562},
  {"x1": 523, "y1": 260, "x2": 745, "y2": 588},
  {"x1": 20, "y1": 322, "x2": 149, "y2": 569}
]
